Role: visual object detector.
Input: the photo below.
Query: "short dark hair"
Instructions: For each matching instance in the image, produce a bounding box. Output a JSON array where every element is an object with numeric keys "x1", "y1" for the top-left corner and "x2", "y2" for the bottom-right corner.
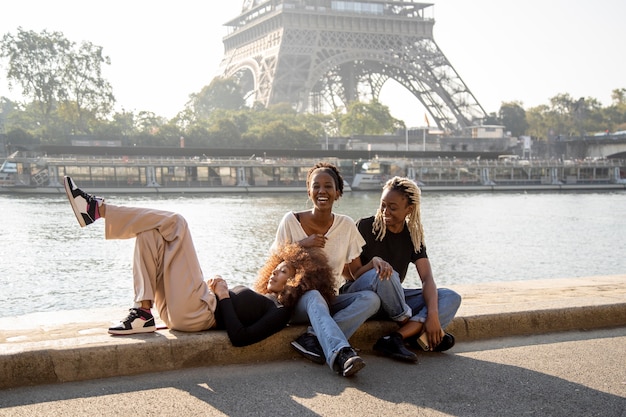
[{"x1": 306, "y1": 162, "x2": 344, "y2": 196}]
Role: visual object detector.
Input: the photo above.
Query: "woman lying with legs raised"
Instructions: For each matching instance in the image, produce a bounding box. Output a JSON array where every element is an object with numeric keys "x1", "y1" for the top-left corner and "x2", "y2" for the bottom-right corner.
[{"x1": 63, "y1": 176, "x2": 335, "y2": 347}]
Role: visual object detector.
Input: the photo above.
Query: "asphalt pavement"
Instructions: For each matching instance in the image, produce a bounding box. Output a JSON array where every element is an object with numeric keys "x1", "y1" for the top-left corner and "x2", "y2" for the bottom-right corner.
[{"x1": 0, "y1": 327, "x2": 624, "y2": 417}]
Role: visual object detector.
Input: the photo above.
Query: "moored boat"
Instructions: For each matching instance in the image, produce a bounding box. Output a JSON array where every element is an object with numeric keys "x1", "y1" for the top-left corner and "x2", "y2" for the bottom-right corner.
[
  {"x1": 2, "y1": 152, "x2": 625, "y2": 194},
  {"x1": 351, "y1": 158, "x2": 626, "y2": 192},
  {"x1": 0, "y1": 152, "x2": 346, "y2": 194}
]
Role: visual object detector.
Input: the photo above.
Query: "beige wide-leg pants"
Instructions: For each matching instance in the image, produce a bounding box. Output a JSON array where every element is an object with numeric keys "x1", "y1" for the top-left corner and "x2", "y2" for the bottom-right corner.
[{"x1": 105, "y1": 205, "x2": 217, "y2": 332}]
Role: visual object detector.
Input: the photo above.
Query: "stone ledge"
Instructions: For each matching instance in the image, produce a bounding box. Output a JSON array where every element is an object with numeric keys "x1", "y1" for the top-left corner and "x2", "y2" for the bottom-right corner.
[
  {"x1": 2, "y1": 274, "x2": 625, "y2": 390},
  {"x1": 3, "y1": 303, "x2": 626, "y2": 390}
]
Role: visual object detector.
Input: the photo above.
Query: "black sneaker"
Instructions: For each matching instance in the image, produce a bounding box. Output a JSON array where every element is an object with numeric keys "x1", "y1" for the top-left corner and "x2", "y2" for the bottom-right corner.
[
  {"x1": 433, "y1": 332, "x2": 456, "y2": 352},
  {"x1": 291, "y1": 332, "x2": 325, "y2": 364},
  {"x1": 108, "y1": 308, "x2": 157, "y2": 335},
  {"x1": 373, "y1": 332, "x2": 418, "y2": 363},
  {"x1": 406, "y1": 332, "x2": 456, "y2": 352},
  {"x1": 333, "y1": 347, "x2": 365, "y2": 377},
  {"x1": 64, "y1": 176, "x2": 104, "y2": 227}
]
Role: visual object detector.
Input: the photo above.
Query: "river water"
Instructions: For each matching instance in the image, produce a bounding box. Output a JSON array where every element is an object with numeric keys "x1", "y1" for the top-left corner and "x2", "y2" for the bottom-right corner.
[{"x1": 1, "y1": 190, "x2": 625, "y2": 319}]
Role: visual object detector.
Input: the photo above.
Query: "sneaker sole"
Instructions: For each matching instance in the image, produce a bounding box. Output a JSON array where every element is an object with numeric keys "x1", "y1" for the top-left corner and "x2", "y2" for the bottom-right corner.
[
  {"x1": 290, "y1": 340, "x2": 325, "y2": 365},
  {"x1": 342, "y1": 357, "x2": 365, "y2": 377},
  {"x1": 108, "y1": 325, "x2": 157, "y2": 335},
  {"x1": 63, "y1": 176, "x2": 87, "y2": 227}
]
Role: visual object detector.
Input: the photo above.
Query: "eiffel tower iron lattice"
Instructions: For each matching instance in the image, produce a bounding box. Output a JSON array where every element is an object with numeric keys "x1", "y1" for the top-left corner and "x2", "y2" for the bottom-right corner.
[{"x1": 217, "y1": 0, "x2": 488, "y2": 132}]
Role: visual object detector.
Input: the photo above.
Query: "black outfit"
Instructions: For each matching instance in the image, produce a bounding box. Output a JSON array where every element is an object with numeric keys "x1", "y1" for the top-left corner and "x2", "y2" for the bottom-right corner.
[
  {"x1": 356, "y1": 216, "x2": 428, "y2": 282},
  {"x1": 214, "y1": 286, "x2": 291, "y2": 347}
]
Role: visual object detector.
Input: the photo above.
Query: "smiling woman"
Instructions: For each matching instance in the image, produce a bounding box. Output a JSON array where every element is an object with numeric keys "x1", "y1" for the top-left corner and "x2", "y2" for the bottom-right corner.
[{"x1": 269, "y1": 161, "x2": 381, "y2": 377}]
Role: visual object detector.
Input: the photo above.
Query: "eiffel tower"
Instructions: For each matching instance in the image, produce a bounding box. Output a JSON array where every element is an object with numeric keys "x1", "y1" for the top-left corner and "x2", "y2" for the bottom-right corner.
[{"x1": 217, "y1": 0, "x2": 487, "y2": 132}]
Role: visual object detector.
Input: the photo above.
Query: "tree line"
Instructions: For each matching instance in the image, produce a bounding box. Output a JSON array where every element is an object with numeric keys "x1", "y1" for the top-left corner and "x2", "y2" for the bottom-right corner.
[{"x1": 1, "y1": 28, "x2": 625, "y2": 150}]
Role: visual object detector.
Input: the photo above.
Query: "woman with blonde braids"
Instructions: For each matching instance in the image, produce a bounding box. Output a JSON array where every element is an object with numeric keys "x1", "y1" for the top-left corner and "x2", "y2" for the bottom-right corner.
[{"x1": 347, "y1": 176, "x2": 461, "y2": 360}]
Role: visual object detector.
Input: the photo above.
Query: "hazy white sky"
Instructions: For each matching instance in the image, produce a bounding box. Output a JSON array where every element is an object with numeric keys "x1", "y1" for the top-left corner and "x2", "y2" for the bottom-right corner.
[{"x1": 1, "y1": 0, "x2": 624, "y2": 128}]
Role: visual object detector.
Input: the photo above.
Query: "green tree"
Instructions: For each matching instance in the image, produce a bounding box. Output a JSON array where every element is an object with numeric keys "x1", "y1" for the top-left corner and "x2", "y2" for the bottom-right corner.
[
  {"x1": 0, "y1": 28, "x2": 115, "y2": 138},
  {"x1": 525, "y1": 104, "x2": 550, "y2": 140},
  {"x1": 498, "y1": 101, "x2": 528, "y2": 137},
  {"x1": 255, "y1": 120, "x2": 316, "y2": 148},
  {"x1": 1, "y1": 28, "x2": 70, "y2": 136},
  {"x1": 605, "y1": 88, "x2": 626, "y2": 131},
  {"x1": 339, "y1": 100, "x2": 398, "y2": 136},
  {"x1": 483, "y1": 112, "x2": 501, "y2": 126},
  {"x1": 61, "y1": 40, "x2": 114, "y2": 133},
  {"x1": 188, "y1": 77, "x2": 246, "y2": 120},
  {"x1": 611, "y1": 88, "x2": 626, "y2": 106},
  {"x1": 239, "y1": 104, "x2": 325, "y2": 149},
  {"x1": 206, "y1": 118, "x2": 242, "y2": 147}
]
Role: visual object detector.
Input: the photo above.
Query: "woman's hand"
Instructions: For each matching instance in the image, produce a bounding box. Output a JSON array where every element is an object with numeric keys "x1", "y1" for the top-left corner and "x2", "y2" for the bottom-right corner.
[
  {"x1": 423, "y1": 315, "x2": 444, "y2": 350},
  {"x1": 208, "y1": 275, "x2": 230, "y2": 300},
  {"x1": 372, "y1": 257, "x2": 393, "y2": 280},
  {"x1": 299, "y1": 234, "x2": 327, "y2": 248}
]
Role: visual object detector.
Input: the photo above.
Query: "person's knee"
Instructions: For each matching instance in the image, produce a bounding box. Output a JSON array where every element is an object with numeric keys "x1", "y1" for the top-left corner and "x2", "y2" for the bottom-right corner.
[
  {"x1": 358, "y1": 291, "x2": 381, "y2": 313},
  {"x1": 172, "y1": 212, "x2": 187, "y2": 227},
  {"x1": 445, "y1": 289, "x2": 462, "y2": 309},
  {"x1": 439, "y1": 289, "x2": 462, "y2": 319}
]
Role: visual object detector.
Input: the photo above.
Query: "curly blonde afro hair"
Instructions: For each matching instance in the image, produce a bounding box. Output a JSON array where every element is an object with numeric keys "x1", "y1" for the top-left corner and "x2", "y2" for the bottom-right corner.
[{"x1": 254, "y1": 243, "x2": 335, "y2": 309}]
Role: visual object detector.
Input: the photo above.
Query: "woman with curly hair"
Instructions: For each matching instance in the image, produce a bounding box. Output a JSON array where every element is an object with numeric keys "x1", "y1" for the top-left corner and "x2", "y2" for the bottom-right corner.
[
  {"x1": 254, "y1": 243, "x2": 335, "y2": 310},
  {"x1": 63, "y1": 176, "x2": 334, "y2": 347},
  {"x1": 212, "y1": 243, "x2": 335, "y2": 346}
]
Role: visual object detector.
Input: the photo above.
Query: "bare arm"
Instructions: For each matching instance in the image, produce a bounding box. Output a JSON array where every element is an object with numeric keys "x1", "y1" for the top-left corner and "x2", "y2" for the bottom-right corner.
[
  {"x1": 415, "y1": 258, "x2": 443, "y2": 348},
  {"x1": 351, "y1": 256, "x2": 394, "y2": 281}
]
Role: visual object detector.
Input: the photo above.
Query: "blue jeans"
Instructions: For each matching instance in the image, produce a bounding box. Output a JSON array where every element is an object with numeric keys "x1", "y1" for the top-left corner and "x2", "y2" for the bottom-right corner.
[
  {"x1": 340, "y1": 269, "x2": 412, "y2": 322},
  {"x1": 291, "y1": 289, "x2": 380, "y2": 368},
  {"x1": 403, "y1": 287, "x2": 461, "y2": 328}
]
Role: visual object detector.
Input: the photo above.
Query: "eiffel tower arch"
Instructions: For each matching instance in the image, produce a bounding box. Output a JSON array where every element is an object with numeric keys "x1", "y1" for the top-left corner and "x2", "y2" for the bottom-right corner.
[{"x1": 217, "y1": 0, "x2": 487, "y2": 132}]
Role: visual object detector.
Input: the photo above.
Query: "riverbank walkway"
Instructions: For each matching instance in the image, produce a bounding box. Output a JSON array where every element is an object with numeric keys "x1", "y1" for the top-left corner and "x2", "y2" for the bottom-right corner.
[{"x1": 1, "y1": 274, "x2": 625, "y2": 390}]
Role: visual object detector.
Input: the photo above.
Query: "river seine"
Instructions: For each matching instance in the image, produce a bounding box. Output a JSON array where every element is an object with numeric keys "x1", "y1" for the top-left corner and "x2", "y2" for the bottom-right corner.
[{"x1": 1, "y1": 190, "x2": 625, "y2": 319}]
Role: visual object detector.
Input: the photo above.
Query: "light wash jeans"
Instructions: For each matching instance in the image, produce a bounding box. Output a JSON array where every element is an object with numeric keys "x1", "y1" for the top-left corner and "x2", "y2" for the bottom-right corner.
[
  {"x1": 403, "y1": 287, "x2": 461, "y2": 328},
  {"x1": 339, "y1": 269, "x2": 412, "y2": 322},
  {"x1": 291, "y1": 290, "x2": 380, "y2": 369}
]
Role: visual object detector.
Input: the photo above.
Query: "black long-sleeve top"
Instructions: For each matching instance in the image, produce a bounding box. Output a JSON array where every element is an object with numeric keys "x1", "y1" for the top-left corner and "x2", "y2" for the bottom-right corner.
[{"x1": 214, "y1": 285, "x2": 291, "y2": 347}]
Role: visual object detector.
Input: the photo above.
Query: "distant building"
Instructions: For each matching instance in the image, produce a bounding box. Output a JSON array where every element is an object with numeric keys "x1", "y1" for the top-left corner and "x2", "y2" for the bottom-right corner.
[
  {"x1": 463, "y1": 125, "x2": 507, "y2": 139},
  {"x1": 325, "y1": 125, "x2": 516, "y2": 153}
]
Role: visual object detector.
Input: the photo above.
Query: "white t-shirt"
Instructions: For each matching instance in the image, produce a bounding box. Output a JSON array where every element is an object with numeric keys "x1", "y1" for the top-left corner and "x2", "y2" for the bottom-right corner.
[{"x1": 271, "y1": 211, "x2": 365, "y2": 290}]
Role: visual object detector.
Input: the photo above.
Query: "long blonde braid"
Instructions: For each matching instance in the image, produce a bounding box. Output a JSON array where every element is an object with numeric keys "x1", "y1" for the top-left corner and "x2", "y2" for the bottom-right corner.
[{"x1": 372, "y1": 176, "x2": 425, "y2": 253}]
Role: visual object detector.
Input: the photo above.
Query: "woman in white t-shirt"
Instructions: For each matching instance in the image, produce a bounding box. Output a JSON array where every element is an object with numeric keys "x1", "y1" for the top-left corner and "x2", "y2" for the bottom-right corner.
[{"x1": 271, "y1": 162, "x2": 379, "y2": 377}]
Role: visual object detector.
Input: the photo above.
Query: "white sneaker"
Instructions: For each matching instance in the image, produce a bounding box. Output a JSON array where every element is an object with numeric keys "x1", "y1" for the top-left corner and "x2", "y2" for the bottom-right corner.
[{"x1": 64, "y1": 176, "x2": 104, "y2": 227}]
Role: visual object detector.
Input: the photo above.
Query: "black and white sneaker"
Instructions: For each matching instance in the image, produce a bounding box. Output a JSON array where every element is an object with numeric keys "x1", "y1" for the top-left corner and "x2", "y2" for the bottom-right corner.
[
  {"x1": 291, "y1": 332, "x2": 325, "y2": 364},
  {"x1": 64, "y1": 176, "x2": 104, "y2": 227},
  {"x1": 333, "y1": 347, "x2": 365, "y2": 377},
  {"x1": 108, "y1": 308, "x2": 157, "y2": 335}
]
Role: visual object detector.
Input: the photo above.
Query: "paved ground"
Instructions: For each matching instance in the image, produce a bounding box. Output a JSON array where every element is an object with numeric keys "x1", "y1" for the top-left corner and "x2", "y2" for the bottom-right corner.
[
  {"x1": 0, "y1": 327, "x2": 624, "y2": 417},
  {"x1": 1, "y1": 273, "x2": 625, "y2": 417}
]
